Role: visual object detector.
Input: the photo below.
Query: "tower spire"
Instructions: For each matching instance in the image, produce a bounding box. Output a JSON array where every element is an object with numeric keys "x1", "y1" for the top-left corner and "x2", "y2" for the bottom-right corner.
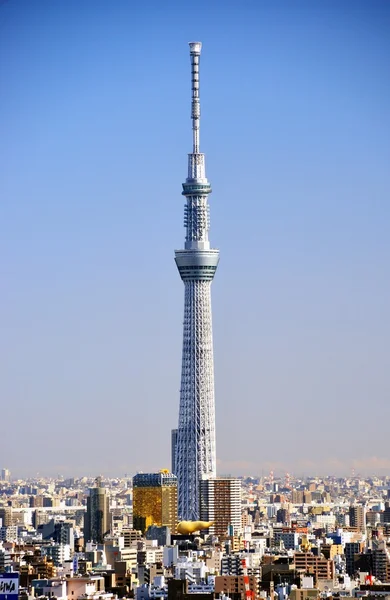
[{"x1": 189, "y1": 41, "x2": 202, "y2": 154}]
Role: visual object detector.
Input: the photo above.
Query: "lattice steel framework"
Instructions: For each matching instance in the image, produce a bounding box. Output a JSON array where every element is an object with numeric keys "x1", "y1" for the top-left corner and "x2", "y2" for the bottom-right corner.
[{"x1": 174, "y1": 42, "x2": 219, "y2": 520}]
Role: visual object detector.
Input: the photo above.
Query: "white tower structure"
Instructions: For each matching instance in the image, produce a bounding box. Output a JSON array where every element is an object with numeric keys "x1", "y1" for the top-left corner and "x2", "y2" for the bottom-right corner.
[{"x1": 174, "y1": 42, "x2": 219, "y2": 521}]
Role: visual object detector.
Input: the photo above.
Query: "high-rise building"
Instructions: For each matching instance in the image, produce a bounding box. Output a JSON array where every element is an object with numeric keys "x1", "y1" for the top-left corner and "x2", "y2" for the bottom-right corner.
[
  {"x1": 345, "y1": 541, "x2": 365, "y2": 576},
  {"x1": 200, "y1": 478, "x2": 241, "y2": 537},
  {"x1": 1, "y1": 469, "x2": 10, "y2": 482},
  {"x1": 133, "y1": 471, "x2": 177, "y2": 534},
  {"x1": 349, "y1": 505, "x2": 366, "y2": 531},
  {"x1": 84, "y1": 478, "x2": 110, "y2": 543},
  {"x1": 174, "y1": 42, "x2": 219, "y2": 521}
]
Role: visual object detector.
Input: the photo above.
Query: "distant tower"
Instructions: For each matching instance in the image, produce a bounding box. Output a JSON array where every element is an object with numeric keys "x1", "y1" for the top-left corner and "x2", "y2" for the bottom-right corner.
[
  {"x1": 84, "y1": 477, "x2": 110, "y2": 543},
  {"x1": 133, "y1": 471, "x2": 178, "y2": 534},
  {"x1": 174, "y1": 42, "x2": 219, "y2": 521}
]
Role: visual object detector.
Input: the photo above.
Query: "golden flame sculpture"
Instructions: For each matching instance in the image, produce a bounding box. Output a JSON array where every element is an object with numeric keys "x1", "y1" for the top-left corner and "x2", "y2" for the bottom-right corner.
[{"x1": 177, "y1": 520, "x2": 214, "y2": 534}]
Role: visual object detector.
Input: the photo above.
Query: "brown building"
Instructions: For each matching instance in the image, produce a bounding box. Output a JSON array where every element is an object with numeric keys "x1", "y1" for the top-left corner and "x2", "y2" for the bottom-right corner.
[
  {"x1": 294, "y1": 552, "x2": 334, "y2": 583},
  {"x1": 215, "y1": 575, "x2": 259, "y2": 599}
]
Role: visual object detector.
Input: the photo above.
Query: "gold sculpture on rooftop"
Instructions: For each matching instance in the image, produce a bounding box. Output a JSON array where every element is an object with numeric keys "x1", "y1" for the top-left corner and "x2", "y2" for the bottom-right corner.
[{"x1": 177, "y1": 520, "x2": 214, "y2": 534}]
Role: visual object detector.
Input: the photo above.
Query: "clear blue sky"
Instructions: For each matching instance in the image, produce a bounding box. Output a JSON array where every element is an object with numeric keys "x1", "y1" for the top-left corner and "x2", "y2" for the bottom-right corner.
[{"x1": 1, "y1": 0, "x2": 389, "y2": 479}]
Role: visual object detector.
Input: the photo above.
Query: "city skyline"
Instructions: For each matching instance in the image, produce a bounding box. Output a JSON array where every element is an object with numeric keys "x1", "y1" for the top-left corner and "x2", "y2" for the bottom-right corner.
[
  {"x1": 1, "y1": 0, "x2": 389, "y2": 478},
  {"x1": 1, "y1": 465, "x2": 390, "y2": 598}
]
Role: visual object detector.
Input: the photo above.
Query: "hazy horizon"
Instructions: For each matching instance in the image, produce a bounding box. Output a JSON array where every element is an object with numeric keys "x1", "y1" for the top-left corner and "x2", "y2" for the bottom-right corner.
[
  {"x1": 1, "y1": 0, "x2": 389, "y2": 480},
  {"x1": 5, "y1": 462, "x2": 390, "y2": 481}
]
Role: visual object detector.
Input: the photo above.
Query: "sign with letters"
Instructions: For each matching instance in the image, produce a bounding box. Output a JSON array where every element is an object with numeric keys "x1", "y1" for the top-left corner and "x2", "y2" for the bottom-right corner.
[{"x1": 0, "y1": 573, "x2": 19, "y2": 600}]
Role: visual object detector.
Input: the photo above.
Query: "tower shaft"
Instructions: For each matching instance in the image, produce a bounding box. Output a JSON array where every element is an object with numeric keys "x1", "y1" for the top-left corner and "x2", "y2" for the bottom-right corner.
[{"x1": 174, "y1": 42, "x2": 219, "y2": 520}]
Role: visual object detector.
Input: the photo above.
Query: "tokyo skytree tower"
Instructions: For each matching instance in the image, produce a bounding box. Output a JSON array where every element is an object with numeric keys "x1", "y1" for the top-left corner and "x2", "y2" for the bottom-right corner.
[{"x1": 174, "y1": 42, "x2": 219, "y2": 521}]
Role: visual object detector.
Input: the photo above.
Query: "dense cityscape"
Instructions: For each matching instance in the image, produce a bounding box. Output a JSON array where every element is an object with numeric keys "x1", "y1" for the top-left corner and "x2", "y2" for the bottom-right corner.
[
  {"x1": 1, "y1": 469, "x2": 390, "y2": 600},
  {"x1": 1, "y1": 25, "x2": 388, "y2": 600}
]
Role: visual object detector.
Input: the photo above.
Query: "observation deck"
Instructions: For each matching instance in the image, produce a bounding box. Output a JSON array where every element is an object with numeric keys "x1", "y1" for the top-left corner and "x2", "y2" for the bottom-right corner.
[
  {"x1": 175, "y1": 249, "x2": 219, "y2": 281},
  {"x1": 182, "y1": 181, "x2": 212, "y2": 196}
]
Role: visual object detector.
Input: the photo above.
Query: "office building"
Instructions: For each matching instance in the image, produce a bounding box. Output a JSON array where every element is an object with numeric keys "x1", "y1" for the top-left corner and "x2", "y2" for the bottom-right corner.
[
  {"x1": 133, "y1": 471, "x2": 177, "y2": 534},
  {"x1": 174, "y1": 42, "x2": 219, "y2": 520}
]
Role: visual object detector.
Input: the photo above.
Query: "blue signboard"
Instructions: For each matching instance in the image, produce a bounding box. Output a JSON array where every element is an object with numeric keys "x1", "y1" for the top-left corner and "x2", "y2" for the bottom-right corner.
[
  {"x1": 73, "y1": 554, "x2": 79, "y2": 573},
  {"x1": 0, "y1": 573, "x2": 19, "y2": 600}
]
